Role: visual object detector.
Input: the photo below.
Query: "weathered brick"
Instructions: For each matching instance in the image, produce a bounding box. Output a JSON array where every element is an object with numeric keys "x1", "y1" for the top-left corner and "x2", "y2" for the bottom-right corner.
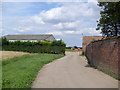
[
  {"x1": 82, "y1": 36, "x2": 103, "y2": 54},
  {"x1": 85, "y1": 37, "x2": 120, "y2": 78}
]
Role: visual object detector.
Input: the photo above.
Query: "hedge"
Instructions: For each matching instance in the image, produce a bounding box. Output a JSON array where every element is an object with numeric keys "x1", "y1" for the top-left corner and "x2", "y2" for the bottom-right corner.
[
  {"x1": 1, "y1": 37, "x2": 66, "y2": 54},
  {"x1": 66, "y1": 47, "x2": 72, "y2": 49}
]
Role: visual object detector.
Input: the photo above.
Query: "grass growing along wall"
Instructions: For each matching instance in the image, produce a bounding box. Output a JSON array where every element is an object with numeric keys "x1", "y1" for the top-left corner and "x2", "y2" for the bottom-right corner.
[{"x1": 2, "y1": 53, "x2": 65, "y2": 88}]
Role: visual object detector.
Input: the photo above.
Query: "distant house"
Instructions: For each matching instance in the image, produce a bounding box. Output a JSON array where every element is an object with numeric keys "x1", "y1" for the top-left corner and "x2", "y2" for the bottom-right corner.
[
  {"x1": 82, "y1": 36, "x2": 104, "y2": 54},
  {"x1": 4, "y1": 34, "x2": 56, "y2": 42}
]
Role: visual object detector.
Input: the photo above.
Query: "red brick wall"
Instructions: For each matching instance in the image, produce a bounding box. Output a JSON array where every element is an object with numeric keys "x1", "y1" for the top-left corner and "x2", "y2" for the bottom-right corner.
[
  {"x1": 85, "y1": 37, "x2": 120, "y2": 78},
  {"x1": 82, "y1": 36, "x2": 103, "y2": 54}
]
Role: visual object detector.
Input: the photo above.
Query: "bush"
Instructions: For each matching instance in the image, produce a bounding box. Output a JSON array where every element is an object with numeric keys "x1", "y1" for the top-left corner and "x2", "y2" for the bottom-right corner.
[
  {"x1": 2, "y1": 38, "x2": 66, "y2": 54},
  {"x1": 0, "y1": 37, "x2": 9, "y2": 46},
  {"x1": 66, "y1": 47, "x2": 72, "y2": 49}
]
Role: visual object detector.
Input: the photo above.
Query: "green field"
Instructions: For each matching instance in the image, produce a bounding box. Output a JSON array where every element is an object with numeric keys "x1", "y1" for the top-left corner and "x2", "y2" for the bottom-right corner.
[{"x1": 2, "y1": 54, "x2": 64, "y2": 88}]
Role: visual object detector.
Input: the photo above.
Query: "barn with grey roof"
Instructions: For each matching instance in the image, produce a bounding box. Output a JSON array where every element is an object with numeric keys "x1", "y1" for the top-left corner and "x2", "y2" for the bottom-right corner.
[{"x1": 4, "y1": 34, "x2": 56, "y2": 42}]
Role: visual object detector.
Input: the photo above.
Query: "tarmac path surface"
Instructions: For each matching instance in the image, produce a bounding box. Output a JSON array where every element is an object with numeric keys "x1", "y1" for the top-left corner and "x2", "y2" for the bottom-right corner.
[{"x1": 32, "y1": 52, "x2": 118, "y2": 88}]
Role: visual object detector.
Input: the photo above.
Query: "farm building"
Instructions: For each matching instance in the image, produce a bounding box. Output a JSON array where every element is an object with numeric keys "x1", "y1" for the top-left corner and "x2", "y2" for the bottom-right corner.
[
  {"x1": 82, "y1": 36, "x2": 104, "y2": 54},
  {"x1": 4, "y1": 34, "x2": 56, "y2": 42}
]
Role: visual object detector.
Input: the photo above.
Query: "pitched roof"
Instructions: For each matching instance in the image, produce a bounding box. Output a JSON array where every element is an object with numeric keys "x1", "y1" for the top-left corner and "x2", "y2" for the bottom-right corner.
[{"x1": 5, "y1": 34, "x2": 55, "y2": 41}]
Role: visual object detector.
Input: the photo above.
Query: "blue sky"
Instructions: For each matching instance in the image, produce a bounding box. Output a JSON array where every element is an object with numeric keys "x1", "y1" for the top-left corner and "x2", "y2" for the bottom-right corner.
[{"x1": 2, "y1": 1, "x2": 102, "y2": 47}]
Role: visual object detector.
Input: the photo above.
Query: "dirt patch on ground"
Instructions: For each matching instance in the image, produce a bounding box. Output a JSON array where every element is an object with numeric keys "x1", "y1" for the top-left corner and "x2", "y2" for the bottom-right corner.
[{"x1": 0, "y1": 51, "x2": 32, "y2": 60}]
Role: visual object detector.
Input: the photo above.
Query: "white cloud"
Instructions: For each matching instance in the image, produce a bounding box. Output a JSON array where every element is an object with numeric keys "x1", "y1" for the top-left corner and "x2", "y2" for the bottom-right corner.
[
  {"x1": 2, "y1": 0, "x2": 84, "y2": 2},
  {"x1": 53, "y1": 21, "x2": 81, "y2": 29},
  {"x1": 88, "y1": 0, "x2": 97, "y2": 3},
  {"x1": 46, "y1": 31, "x2": 63, "y2": 35},
  {"x1": 30, "y1": 16, "x2": 45, "y2": 24},
  {"x1": 64, "y1": 30, "x2": 75, "y2": 34},
  {"x1": 63, "y1": 27, "x2": 101, "y2": 35},
  {"x1": 53, "y1": 23, "x2": 63, "y2": 29},
  {"x1": 29, "y1": 2, "x2": 100, "y2": 35},
  {"x1": 31, "y1": 2, "x2": 100, "y2": 25},
  {"x1": 2, "y1": 2, "x2": 102, "y2": 46},
  {"x1": 13, "y1": 27, "x2": 33, "y2": 32},
  {"x1": 45, "y1": 27, "x2": 101, "y2": 37}
]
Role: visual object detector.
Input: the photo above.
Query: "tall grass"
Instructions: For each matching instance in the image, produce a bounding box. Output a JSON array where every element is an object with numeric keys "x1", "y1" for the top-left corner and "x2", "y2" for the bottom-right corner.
[{"x1": 2, "y1": 54, "x2": 64, "y2": 88}]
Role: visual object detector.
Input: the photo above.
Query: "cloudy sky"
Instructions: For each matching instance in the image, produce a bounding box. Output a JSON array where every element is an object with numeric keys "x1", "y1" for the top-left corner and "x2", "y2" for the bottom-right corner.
[{"x1": 2, "y1": 1, "x2": 102, "y2": 47}]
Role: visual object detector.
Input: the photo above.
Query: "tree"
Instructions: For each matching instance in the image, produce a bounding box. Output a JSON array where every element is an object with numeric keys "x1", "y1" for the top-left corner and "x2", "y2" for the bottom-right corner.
[
  {"x1": 96, "y1": 2, "x2": 120, "y2": 36},
  {"x1": 74, "y1": 46, "x2": 78, "y2": 49},
  {"x1": 1, "y1": 37, "x2": 9, "y2": 45}
]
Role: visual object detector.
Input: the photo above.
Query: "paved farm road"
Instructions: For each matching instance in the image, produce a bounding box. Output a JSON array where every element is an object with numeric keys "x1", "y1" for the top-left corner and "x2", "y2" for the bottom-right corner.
[{"x1": 32, "y1": 52, "x2": 118, "y2": 88}]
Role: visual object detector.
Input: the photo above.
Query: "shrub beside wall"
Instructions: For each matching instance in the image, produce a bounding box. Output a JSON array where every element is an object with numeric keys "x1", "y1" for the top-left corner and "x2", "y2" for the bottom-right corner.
[
  {"x1": 1, "y1": 38, "x2": 66, "y2": 54},
  {"x1": 85, "y1": 37, "x2": 120, "y2": 79}
]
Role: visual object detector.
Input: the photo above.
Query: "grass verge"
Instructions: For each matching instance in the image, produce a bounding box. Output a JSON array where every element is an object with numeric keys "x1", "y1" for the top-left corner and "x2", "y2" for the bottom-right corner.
[
  {"x1": 97, "y1": 68, "x2": 120, "y2": 80},
  {"x1": 2, "y1": 53, "x2": 64, "y2": 88},
  {"x1": 79, "y1": 54, "x2": 85, "y2": 56}
]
